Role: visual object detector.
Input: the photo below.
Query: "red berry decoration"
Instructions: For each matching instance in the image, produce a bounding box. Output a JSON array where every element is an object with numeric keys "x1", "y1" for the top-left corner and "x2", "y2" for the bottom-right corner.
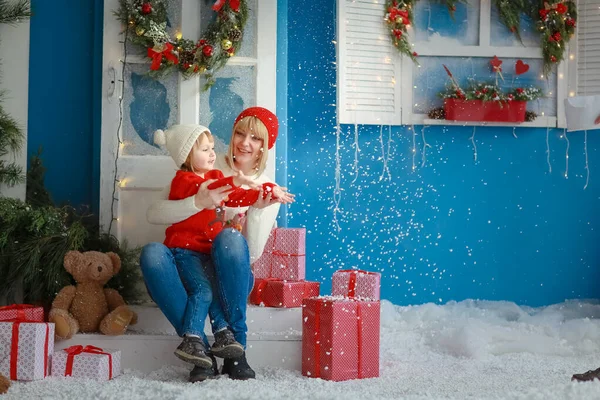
[
  {"x1": 550, "y1": 55, "x2": 557, "y2": 63},
  {"x1": 202, "y1": 45, "x2": 213, "y2": 57},
  {"x1": 141, "y1": 2, "x2": 152, "y2": 15},
  {"x1": 552, "y1": 32, "x2": 562, "y2": 42},
  {"x1": 516, "y1": 88, "x2": 524, "y2": 94}
]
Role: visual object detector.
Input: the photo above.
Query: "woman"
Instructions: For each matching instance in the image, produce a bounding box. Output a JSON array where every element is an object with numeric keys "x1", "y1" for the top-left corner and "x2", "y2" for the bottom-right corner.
[{"x1": 140, "y1": 107, "x2": 288, "y2": 382}]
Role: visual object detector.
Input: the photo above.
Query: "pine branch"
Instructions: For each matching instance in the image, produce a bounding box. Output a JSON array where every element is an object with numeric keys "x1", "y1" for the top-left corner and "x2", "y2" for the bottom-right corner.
[
  {"x1": 0, "y1": 0, "x2": 31, "y2": 25},
  {"x1": 0, "y1": 106, "x2": 23, "y2": 157},
  {"x1": 0, "y1": 160, "x2": 24, "y2": 187}
]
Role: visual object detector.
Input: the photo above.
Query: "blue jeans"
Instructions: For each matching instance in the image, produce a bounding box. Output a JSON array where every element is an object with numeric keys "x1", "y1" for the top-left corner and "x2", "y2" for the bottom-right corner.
[
  {"x1": 140, "y1": 229, "x2": 253, "y2": 348},
  {"x1": 172, "y1": 248, "x2": 228, "y2": 342}
]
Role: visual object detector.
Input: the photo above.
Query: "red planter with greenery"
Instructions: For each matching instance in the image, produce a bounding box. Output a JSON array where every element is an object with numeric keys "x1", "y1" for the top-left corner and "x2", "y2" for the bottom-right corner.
[{"x1": 444, "y1": 99, "x2": 527, "y2": 122}]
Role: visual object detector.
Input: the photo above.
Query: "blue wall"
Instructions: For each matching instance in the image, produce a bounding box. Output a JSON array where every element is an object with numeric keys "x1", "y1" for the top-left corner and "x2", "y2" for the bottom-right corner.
[
  {"x1": 286, "y1": 0, "x2": 600, "y2": 306},
  {"x1": 26, "y1": 0, "x2": 600, "y2": 306},
  {"x1": 28, "y1": 0, "x2": 102, "y2": 213}
]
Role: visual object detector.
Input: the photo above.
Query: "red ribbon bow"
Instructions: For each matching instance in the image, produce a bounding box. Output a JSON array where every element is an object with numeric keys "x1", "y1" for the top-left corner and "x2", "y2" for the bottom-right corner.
[
  {"x1": 63, "y1": 345, "x2": 113, "y2": 379},
  {"x1": 337, "y1": 269, "x2": 379, "y2": 298},
  {"x1": 147, "y1": 42, "x2": 179, "y2": 71},
  {"x1": 212, "y1": 0, "x2": 240, "y2": 12}
]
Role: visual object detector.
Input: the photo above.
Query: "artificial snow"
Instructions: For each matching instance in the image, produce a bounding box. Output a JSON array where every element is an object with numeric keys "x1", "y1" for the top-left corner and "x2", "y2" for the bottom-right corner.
[{"x1": 6, "y1": 299, "x2": 600, "y2": 399}]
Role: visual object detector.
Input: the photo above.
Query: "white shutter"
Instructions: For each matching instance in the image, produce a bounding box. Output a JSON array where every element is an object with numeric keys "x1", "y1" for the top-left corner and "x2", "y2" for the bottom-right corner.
[
  {"x1": 337, "y1": 0, "x2": 402, "y2": 125},
  {"x1": 577, "y1": 0, "x2": 600, "y2": 95}
]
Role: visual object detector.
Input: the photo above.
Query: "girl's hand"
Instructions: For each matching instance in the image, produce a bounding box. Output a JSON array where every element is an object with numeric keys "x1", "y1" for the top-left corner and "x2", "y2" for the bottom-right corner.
[
  {"x1": 272, "y1": 186, "x2": 295, "y2": 204},
  {"x1": 233, "y1": 170, "x2": 261, "y2": 190},
  {"x1": 194, "y1": 179, "x2": 233, "y2": 209},
  {"x1": 252, "y1": 189, "x2": 279, "y2": 209}
]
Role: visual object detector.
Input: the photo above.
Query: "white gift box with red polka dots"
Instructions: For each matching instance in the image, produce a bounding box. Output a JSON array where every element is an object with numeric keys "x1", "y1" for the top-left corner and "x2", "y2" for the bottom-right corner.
[
  {"x1": 51, "y1": 346, "x2": 121, "y2": 381},
  {"x1": 0, "y1": 321, "x2": 54, "y2": 381}
]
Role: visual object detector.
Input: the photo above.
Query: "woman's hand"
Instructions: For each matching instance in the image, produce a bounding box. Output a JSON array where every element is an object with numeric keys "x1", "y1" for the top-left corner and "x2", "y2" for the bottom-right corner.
[
  {"x1": 233, "y1": 170, "x2": 261, "y2": 190},
  {"x1": 272, "y1": 186, "x2": 295, "y2": 204},
  {"x1": 194, "y1": 179, "x2": 233, "y2": 210}
]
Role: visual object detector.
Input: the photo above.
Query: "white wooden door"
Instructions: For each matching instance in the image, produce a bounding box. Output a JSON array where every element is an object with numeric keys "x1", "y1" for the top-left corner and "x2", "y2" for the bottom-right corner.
[{"x1": 100, "y1": 0, "x2": 277, "y2": 246}]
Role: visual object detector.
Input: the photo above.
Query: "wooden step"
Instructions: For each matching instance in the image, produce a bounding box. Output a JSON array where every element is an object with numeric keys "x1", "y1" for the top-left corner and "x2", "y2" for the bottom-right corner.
[{"x1": 54, "y1": 304, "x2": 303, "y2": 373}]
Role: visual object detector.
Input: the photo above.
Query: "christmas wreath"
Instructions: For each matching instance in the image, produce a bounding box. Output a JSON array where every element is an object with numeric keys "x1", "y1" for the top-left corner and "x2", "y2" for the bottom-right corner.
[
  {"x1": 492, "y1": 0, "x2": 576, "y2": 74},
  {"x1": 385, "y1": 0, "x2": 577, "y2": 74},
  {"x1": 536, "y1": 1, "x2": 577, "y2": 74},
  {"x1": 384, "y1": 0, "x2": 466, "y2": 62},
  {"x1": 116, "y1": 0, "x2": 248, "y2": 89}
]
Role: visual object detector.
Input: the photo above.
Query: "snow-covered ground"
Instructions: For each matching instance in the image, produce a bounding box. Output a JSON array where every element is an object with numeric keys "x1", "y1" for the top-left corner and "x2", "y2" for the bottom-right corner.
[{"x1": 6, "y1": 299, "x2": 600, "y2": 400}]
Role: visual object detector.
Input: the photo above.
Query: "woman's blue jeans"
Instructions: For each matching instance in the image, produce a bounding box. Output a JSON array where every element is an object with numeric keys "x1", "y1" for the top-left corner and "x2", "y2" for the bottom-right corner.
[{"x1": 140, "y1": 228, "x2": 253, "y2": 348}]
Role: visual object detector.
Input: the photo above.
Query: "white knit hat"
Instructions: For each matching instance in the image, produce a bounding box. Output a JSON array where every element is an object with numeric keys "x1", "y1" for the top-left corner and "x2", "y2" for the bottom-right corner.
[{"x1": 154, "y1": 124, "x2": 211, "y2": 167}]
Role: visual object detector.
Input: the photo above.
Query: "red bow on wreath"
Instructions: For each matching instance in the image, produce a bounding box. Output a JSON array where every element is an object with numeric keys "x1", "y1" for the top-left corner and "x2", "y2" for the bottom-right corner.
[
  {"x1": 212, "y1": 0, "x2": 240, "y2": 12},
  {"x1": 388, "y1": 7, "x2": 410, "y2": 25},
  {"x1": 148, "y1": 42, "x2": 179, "y2": 71}
]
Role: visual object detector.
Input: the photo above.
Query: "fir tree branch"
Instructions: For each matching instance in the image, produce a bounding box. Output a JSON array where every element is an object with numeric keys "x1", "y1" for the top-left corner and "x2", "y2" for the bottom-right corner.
[
  {"x1": 0, "y1": 0, "x2": 31, "y2": 25},
  {"x1": 0, "y1": 160, "x2": 23, "y2": 186}
]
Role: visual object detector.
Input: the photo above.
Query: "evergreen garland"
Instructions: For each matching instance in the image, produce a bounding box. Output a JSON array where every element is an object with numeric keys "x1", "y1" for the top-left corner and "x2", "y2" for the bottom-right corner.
[
  {"x1": 492, "y1": 0, "x2": 528, "y2": 43},
  {"x1": 0, "y1": 0, "x2": 30, "y2": 188},
  {"x1": 115, "y1": 0, "x2": 249, "y2": 90},
  {"x1": 536, "y1": 0, "x2": 577, "y2": 74},
  {"x1": 0, "y1": 155, "x2": 143, "y2": 306}
]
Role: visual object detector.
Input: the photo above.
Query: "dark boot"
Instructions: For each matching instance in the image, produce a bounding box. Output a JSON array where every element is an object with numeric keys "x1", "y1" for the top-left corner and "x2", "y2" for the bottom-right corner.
[
  {"x1": 189, "y1": 354, "x2": 219, "y2": 383},
  {"x1": 174, "y1": 336, "x2": 213, "y2": 368},
  {"x1": 572, "y1": 367, "x2": 600, "y2": 382},
  {"x1": 221, "y1": 352, "x2": 256, "y2": 380},
  {"x1": 211, "y1": 329, "x2": 244, "y2": 359}
]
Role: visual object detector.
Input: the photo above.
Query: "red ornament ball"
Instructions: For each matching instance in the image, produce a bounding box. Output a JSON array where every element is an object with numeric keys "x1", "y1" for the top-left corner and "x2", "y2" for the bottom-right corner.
[
  {"x1": 550, "y1": 55, "x2": 557, "y2": 63},
  {"x1": 202, "y1": 45, "x2": 213, "y2": 57},
  {"x1": 141, "y1": 3, "x2": 152, "y2": 15}
]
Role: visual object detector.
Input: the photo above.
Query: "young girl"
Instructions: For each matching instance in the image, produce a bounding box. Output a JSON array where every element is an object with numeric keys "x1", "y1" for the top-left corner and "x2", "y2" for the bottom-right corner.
[{"x1": 153, "y1": 124, "x2": 291, "y2": 368}]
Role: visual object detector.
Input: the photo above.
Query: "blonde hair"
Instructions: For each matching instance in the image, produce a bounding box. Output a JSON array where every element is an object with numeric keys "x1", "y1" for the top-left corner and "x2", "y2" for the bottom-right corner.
[
  {"x1": 181, "y1": 130, "x2": 214, "y2": 173},
  {"x1": 226, "y1": 116, "x2": 269, "y2": 176}
]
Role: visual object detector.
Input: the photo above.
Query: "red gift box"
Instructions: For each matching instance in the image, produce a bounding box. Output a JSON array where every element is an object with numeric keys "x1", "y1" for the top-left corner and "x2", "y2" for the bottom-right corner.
[
  {"x1": 302, "y1": 297, "x2": 380, "y2": 381},
  {"x1": 331, "y1": 269, "x2": 381, "y2": 300},
  {"x1": 444, "y1": 99, "x2": 527, "y2": 122},
  {"x1": 52, "y1": 345, "x2": 121, "y2": 381},
  {"x1": 253, "y1": 228, "x2": 306, "y2": 280},
  {"x1": 0, "y1": 304, "x2": 44, "y2": 323},
  {"x1": 250, "y1": 278, "x2": 320, "y2": 308}
]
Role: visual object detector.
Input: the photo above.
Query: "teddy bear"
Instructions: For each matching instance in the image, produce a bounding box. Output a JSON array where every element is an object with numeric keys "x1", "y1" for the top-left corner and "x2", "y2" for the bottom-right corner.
[
  {"x1": 48, "y1": 250, "x2": 138, "y2": 340},
  {"x1": 0, "y1": 373, "x2": 9, "y2": 394}
]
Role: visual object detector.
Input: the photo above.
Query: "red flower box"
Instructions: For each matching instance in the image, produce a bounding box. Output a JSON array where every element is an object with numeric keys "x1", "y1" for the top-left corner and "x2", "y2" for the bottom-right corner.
[{"x1": 444, "y1": 99, "x2": 527, "y2": 122}]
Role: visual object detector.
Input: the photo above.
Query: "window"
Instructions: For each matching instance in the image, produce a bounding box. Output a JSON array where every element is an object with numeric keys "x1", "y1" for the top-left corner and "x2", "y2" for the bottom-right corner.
[{"x1": 337, "y1": 0, "x2": 569, "y2": 127}]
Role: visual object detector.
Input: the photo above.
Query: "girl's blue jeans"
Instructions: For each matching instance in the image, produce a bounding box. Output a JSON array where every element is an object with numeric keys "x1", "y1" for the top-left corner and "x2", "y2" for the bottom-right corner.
[{"x1": 140, "y1": 228, "x2": 253, "y2": 348}]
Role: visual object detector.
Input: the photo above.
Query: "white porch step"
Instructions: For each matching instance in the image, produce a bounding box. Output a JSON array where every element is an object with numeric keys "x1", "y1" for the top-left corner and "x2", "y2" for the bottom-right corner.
[{"x1": 54, "y1": 304, "x2": 303, "y2": 374}]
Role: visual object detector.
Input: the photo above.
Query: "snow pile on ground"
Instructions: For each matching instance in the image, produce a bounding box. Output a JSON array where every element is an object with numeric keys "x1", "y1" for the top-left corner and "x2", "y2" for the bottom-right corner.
[{"x1": 6, "y1": 299, "x2": 600, "y2": 400}]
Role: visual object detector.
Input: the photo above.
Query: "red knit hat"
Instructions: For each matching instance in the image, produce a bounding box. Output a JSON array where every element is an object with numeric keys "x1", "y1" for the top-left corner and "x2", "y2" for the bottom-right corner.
[{"x1": 234, "y1": 107, "x2": 279, "y2": 149}]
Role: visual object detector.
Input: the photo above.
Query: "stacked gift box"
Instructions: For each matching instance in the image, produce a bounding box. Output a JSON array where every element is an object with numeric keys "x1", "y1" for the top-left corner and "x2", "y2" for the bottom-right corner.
[
  {"x1": 0, "y1": 304, "x2": 54, "y2": 381},
  {"x1": 0, "y1": 304, "x2": 121, "y2": 384},
  {"x1": 302, "y1": 269, "x2": 382, "y2": 381},
  {"x1": 250, "y1": 228, "x2": 320, "y2": 307}
]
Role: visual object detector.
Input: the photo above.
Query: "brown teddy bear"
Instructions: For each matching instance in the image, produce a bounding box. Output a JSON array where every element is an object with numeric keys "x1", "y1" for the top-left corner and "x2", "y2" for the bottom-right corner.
[
  {"x1": 0, "y1": 373, "x2": 9, "y2": 394},
  {"x1": 49, "y1": 250, "x2": 138, "y2": 340}
]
